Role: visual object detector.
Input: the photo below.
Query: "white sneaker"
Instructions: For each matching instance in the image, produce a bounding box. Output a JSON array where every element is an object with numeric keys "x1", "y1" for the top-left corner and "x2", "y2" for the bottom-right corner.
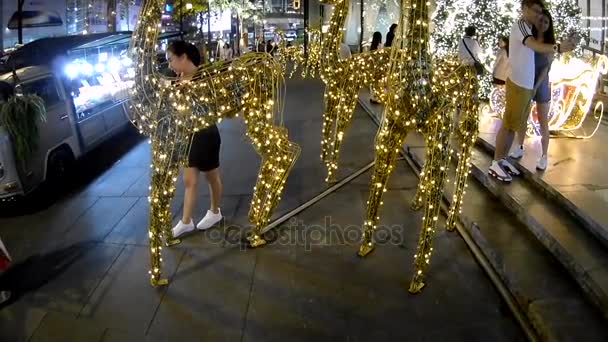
[
  {"x1": 537, "y1": 155, "x2": 548, "y2": 171},
  {"x1": 488, "y1": 160, "x2": 512, "y2": 182},
  {"x1": 172, "y1": 219, "x2": 195, "y2": 238},
  {"x1": 197, "y1": 209, "x2": 223, "y2": 230},
  {"x1": 509, "y1": 145, "x2": 524, "y2": 159},
  {"x1": 500, "y1": 159, "x2": 520, "y2": 176}
]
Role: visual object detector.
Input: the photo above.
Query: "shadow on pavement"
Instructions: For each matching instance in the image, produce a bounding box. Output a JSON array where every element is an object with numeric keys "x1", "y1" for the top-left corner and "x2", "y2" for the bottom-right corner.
[
  {"x1": 0, "y1": 242, "x2": 91, "y2": 310},
  {"x1": 0, "y1": 127, "x2": 145, "y2": 217}
]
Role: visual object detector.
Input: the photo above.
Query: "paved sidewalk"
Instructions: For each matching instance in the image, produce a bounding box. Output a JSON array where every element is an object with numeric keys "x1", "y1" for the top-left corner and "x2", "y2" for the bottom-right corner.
[{"x1": 0, "y1": 78, "x2": 523, "y2": 341}]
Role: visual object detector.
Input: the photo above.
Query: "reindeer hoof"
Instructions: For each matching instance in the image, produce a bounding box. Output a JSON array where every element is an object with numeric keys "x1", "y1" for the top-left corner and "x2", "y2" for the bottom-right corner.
[
  {"x1": 357, "y1": 243, "x2": 375, "y2": 257},
  {"x1": 410, "y1": 200, "x2": 423, "y2": 211},
  {"x1": 408, "y1": 281, "x2": 426, "y2": 294},
  {"x1": 248, "y1": 234, "x2": 267, "y2": 248},
  {"x1": 165, "y1": 238, "x2": 181, "y2": 247},
  {"x1": 151, "y1": 278, "x2": 169, "y2": 287}
]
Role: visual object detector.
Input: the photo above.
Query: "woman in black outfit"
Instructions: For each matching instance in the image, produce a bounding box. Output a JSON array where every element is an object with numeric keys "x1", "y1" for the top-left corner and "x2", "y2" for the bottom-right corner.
[
  {"x1": 385, "y1": 24, "x2": 397, "y2": 47},
  {"x1": 369, "y1": 32, "x2": 383, "y2": 104},
  {"x1": 166, "y1": 41, "x2": 224, "y2": 238}
]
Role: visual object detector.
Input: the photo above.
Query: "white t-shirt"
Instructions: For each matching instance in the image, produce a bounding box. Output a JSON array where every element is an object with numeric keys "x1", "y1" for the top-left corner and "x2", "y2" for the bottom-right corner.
[
  {"x1": 508, "y1": 19, "x2": 535, "y2": 89},
  {"x1": 458, "y1": 37, "x2": 481, "y2": 66}
]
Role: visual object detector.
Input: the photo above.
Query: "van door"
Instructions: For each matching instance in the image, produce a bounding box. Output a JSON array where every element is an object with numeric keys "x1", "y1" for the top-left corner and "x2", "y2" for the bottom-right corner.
[
  {"x1": 18, "y1": 75, "x2": 73, "y2": 189},
  {"x1": 101, "y1": 100, "x2": 129, "y2": 134}
]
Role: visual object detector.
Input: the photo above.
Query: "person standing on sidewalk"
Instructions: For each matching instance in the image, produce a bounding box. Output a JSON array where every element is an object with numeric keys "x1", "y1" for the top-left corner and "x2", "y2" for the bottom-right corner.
[
  {"x1": 509, "y1": 8, "x2": 556, "y2": 171},
  {"x1": 458, "y1": 26, "x2": 482, "y2": 67},
  {"x1": 166, "y1": 41, "x2": 224, "y2": 238},
  {"x1": 488, "y1": 0, "x2": 577, "y2": 182},
  {"x1": 369, "y1": 31, "x2": 383, "y2": 104},
  {"x1": 385, "y1": 24, "x2": 397, "y2": 48},
  {"x1": 492, "y1": 36, "x2": 510, "y2": 85}
]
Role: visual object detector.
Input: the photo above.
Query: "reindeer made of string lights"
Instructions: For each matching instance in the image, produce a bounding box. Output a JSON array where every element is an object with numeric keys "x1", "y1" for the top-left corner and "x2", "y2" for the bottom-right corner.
[
  {"x1": 315, "y1": 0, "x2": 397, "y2": 183},
  {"x1": 348, "y1": 0, "x2": 480, "y2": 293},
  {"x1": 129, "y1": 0, "x2": 300, "y2": 286}
]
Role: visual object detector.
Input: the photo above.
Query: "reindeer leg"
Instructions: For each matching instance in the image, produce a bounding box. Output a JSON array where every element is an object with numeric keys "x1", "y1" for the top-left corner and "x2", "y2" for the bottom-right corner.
[
  {"x1": 409, "y1": 109, "x2": 453, "y2": 293},
  {"x1": 147, "y1": 133, "x2": 184, "y2": 286},
  {"x1": 446, "y1": 108, "x2": 478, "y2": 231},
  {"x1": 321, "y1": 82, "x2": 341, "y2": 172},
  {"x1": 359, "y1": 119, "x2": 409, "y2": 257},
  {"x1": 411, "y1": 152, "x2": 430, "y2": 211},
  {"x1": 325, "y1": 84, "x2": 358, "y2": 183},
  {"x1": 247, "y1": 127, "x2": 301, "y2": 247}
]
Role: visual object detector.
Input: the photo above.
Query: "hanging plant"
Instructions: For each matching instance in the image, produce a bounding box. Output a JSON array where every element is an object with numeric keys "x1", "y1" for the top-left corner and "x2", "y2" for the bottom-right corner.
[{"x1": 0, "y1": 93, "x2": 47, "y2": 171}]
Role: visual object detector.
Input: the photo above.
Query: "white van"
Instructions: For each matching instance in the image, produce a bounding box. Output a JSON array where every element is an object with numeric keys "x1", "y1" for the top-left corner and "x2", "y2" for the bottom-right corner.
[{"x1": 0, "y1": 32, "x2": 179, "y2": 200}]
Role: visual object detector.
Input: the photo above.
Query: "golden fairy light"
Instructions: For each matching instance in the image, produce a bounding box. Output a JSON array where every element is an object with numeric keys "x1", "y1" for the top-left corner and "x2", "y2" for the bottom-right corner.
[
  {"x1": 349, "y1": 0, "x2": 480, "y2": 293},
  {"x1": 129, "y1": 0, "x2": 300, "y2": 286}
]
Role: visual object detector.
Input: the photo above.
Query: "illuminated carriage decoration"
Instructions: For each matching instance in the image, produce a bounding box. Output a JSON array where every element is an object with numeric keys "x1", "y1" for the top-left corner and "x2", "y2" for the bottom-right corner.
[{"x1": 489, "y1": 55, "x2": 608, "y2": 139}]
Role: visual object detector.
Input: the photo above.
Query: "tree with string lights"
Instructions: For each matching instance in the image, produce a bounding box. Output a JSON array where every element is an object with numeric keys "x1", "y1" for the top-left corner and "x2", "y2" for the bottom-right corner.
[{"x1": 431, "y1": 0, "x2": 583, "y2": 98}]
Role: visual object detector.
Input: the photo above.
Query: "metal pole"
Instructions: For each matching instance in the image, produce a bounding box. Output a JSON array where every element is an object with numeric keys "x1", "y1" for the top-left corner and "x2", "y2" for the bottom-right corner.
[
  {"x1": 180, "y1": 0, "x2": 184, "y2": 36},
  {"x1": 207, "y1": 0, "x2": 212, "y2": 60},
  {"x1": 0, "y1": 0, "x2": 4, "y2": 51},
  {"x1": 18, "y1": 0, "x2": 24, "y2": 45},
  {"x1": 602, "y1": 0, "x2": 606, "y2": 53},
  {"x1": 359, "y1": 0, "x2": 363, "y2": 52},
  {"x1": 304, "y1": 0, "x2": 309, "y2": 56}
]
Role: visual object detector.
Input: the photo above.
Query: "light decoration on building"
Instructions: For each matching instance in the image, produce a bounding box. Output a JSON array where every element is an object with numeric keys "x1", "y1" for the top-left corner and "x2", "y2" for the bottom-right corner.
[
  {"x1": 129, "y1": 0, "x2": 300, "y2": 286},
  {"x1": 490, "y1": 55, "x2": 608, "y2": 139}
]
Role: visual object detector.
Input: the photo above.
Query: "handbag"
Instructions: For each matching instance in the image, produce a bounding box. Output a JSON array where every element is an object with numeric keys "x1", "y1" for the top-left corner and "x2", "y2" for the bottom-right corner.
[{"x1": 462, "y1": 39, "x2": 485, "y2": 76}]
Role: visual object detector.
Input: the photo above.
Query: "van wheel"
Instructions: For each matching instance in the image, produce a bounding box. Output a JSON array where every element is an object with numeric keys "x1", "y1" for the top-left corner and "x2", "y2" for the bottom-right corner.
[{"x1": 46, "y1": 148, "x2": 75, "y2": 183}]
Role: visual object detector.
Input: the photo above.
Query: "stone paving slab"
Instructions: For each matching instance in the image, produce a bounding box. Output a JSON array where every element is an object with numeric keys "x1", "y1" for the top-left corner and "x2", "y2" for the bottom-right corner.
[
  {"x1": 29, "y1": 311, "x2": 106, "y2": 342},
  {"x1": 27, "y1": 243, "x2": 123, "y2": 315},
  {"x1": 78, "y1": 246, "x2": 183, "y2": 333}
]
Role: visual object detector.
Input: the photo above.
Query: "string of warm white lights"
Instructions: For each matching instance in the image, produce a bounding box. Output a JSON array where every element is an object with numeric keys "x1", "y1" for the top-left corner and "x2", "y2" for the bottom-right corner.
[{"x1": 129, "y1": 0, "x2": 300, "y2": 286}]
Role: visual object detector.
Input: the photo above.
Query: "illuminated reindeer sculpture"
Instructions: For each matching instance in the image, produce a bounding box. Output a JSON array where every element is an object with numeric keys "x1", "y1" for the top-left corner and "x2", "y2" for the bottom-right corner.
[
  {"x1": 318, "y1": 0, "x2": 394, "y2": 182},
  {"x1": 355, "y1": 0, "x2": 480, "y2": 293},
  {"x1": 317, "y1": 0, "x2": 478, "y2": 238},
  {"x1": 130, "y1": 0, "x2": 300, "y2": 286}
]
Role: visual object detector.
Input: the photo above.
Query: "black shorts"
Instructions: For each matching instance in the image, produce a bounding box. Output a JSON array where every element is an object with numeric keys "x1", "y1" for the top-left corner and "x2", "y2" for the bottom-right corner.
[{"x1": 188, "y1": 125, "x2": 221, "y2": 172}]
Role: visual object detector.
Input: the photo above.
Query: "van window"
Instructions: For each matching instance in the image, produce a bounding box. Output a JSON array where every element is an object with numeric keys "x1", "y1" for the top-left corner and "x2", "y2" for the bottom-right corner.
[{"x1": 20, "y1": 77, "x2": 62, "y2": 107}]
